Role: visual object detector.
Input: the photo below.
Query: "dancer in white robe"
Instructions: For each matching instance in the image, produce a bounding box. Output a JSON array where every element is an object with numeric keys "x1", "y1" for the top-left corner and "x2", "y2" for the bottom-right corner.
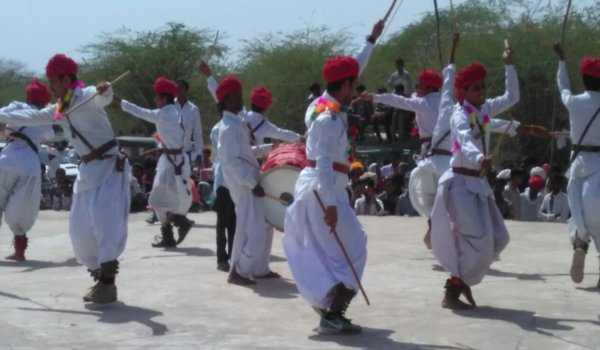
[
  {"x1": 0, "y1": 54, "x2": 130, "y2": 304},
  {"x1": 553, "y1": 45, "x2": 600, "y2": 287},
  {"x1": 430, "y1": 44, "x2": 548, "y2": 310},
  {"x1": 284, "y1": 20, "x2": 384, "y2": 335},
  {"x1": 116, "y1": 77, "x2": 193, "y2": 248},
  {"x1": 0, "y1": 80, "x2": 54, "y2": 261}
]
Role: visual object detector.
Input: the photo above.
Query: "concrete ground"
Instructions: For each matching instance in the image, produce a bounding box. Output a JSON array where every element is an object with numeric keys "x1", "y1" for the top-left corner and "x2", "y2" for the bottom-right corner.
[{"x1": 0, "y1": 210, "x2": 599, "y2": 350}]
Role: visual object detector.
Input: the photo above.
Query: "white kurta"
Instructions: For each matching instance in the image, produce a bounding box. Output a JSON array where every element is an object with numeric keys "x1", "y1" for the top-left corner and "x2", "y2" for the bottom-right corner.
[
  {"x1": 431, "y1": 65, "x2": 521, "y2": 286},
  {"x1": 283, "y1": 92, "x2": 367, "y2": 309},
  {"x1": 175, "y1": 99, "x2": 203, "y2": 161},
  {"x1": 539, "y1": 192, "x2": 570, "y2": 223},
  {"x1": 121, "y1": 101, "x2": 191, "y2": 224},
  {"x1": 218, "y1": 110, "x2": 270, "y2": 279},
  {"x1": 244, "y1": 110, "x2": 300, "y2": 147},
  {"x1": 557, "y1": 60, "x2": 600, "y2": 250},
  {"x1": 408, "y1": 64, "x2": 456, "y2": 218},
  {"x1": 0, "y1": 86, "x2": 130, "y2": 270},
  {"x1": 519, "y1": 190, "x2": 543, "y2": 222},
  {"x1": 0, "y1": 102, "x2": 53, "y2": 236}
]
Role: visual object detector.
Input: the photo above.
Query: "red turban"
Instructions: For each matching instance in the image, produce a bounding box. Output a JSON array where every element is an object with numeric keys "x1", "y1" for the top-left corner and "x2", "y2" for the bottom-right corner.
[
  {"x1": 418, "y1": 68, "x2": 443, "y2": 89},
  {"x1": 250, "y1": 87, "x2": 273, "y2": 110},
  {"x1": 25, "y1": 79, "x2": 52, "y2": 107},
  {"x1": 579, "y1": 57, "x2": 600, "y2": 78},
  {"x1": 454, "y1": 63, "x2": 487, "y2": 103},
  {"x1": 216, "y1": 76, "x2": 243, "y2": 103},
  {"x1": 45, "y1": 54, "x2": 78, "y2": 78},
  {"x1": 153, "y1": 77, "x2": 178, "y2": 97},
  {"x1": 528, "y1": 175, "x2": 545, "y2": 192},
  {"x1": 322, "y1": 56, "x2": 359, "y2": 84}
]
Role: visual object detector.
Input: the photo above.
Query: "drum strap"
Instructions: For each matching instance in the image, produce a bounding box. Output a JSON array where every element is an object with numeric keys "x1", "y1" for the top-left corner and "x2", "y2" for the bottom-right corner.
[{"x1": 249, "y1": 119, "x2": 266, "y2": 144}]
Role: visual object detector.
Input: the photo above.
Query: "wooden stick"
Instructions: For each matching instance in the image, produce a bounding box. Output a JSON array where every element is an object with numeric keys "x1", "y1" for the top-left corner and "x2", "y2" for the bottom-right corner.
[
  {"x1": 383, "y1": 0, "x2": 397, "y2": 22},
  {"x1": 265, "y1": 193, "x2": 290, "y2": 207},
  {"x1": 433, "y1": 0, "x2": 444, "y2": 70},
  {"x1": 313, "y1": 190, "x2": 371, "y2": 306},
  {"x1": 449, "y1": 0, "x2": 457, "y2": 34},
  {"x1": 64, "y1": 71, "x2": 130, "y2": 116},
  {"x1": 204, "y1": 31, "x2": 220, "y2": 64},
  {"x1": 561, "y1": 0, "x2": 572, "y2": 46},
  {"x1": 480, "y1": 119, "x2": 513, "y2": 177},
  {"x1": 504, "y1": 38, "x2": 510, "y2": 49}
]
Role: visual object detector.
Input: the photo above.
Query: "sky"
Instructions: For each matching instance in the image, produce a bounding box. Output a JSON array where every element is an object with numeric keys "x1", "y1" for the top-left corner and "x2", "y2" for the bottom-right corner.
[{"x1": 0, "y1": 0, "x2": 469, "y2": 74}]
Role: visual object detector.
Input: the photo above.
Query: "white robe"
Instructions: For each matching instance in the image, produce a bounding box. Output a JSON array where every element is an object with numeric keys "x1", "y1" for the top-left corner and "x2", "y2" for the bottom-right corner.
[
  {"x1": 408, "y1": 64, "x2": 455, "y2": 218},
  {"x1": 283, "y1": 92, "x2": 367, "y2": 309},
  {"x1": 0, "y1": 102, "x2": 53, "y2": 236},
  {"x1": 218, "y1": 110, "x2": 269, "y2": 279},
  {"x1": 519, "y1": 190, "x2": 543, "y2": 222},
  {"x1": 557, "y1": 60, "x2": 600, "y2": 250},
  {"x1": 539, "y1": 192, "x2": 570, "y2": 223},
  {"x1": 175, "y1": 99, "x2": 203, "y2": 161},
  {"x1": 431, "y1": 65, "x2": 521, "y2": 286},
  {"x1": 121, "y1": 101, "x2": 192, "y2": 224},
  {"x1": 0, "y1": 86, "x2": 130, "y2": 270}
]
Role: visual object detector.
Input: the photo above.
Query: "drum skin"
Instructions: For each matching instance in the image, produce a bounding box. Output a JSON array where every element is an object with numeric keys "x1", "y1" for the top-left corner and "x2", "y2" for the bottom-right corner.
[{"x1": 260, "y1": 143, "x2": 307, "y2": 231}]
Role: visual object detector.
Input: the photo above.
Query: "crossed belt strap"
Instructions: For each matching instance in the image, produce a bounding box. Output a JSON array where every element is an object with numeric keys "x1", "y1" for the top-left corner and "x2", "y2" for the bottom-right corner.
[
  {"x1": 306, "y1": 159, "x2": 349, "y2": 174},
  {"x1": 80, "y1": 139, "x2": 117, "y2": 164},
  {"x1": 161, "y1": 147, "x2": 185, "y2": 176}
]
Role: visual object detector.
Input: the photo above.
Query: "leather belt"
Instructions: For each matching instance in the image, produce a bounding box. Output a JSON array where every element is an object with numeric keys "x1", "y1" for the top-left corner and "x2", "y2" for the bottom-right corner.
[
  {"x1": 572, "y1": 145, "x2": 600, "y2": 153},
  {"x1": 158, "y1": 147, "x2": 183, "y2": 155},
  {"x1": 80, "y1": 139, "x2": 117, "y2": 164},
  {"x1": 430, "y1": 148, "x2": 452, "y2": 156},
  {"x1": 306, "y1": 159, "x2": 349, "y2": 174},
  {"x1": 452, "y1": 167, "x2": 483, "y2": 178}
]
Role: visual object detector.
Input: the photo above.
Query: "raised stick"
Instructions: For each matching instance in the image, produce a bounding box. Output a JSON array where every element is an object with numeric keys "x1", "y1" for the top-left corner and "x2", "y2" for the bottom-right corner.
[
  {"x1": 383, "y1": 0, "x2": 397, "y2": 22},
  {"x1": 64, "y1": 71, "x2": 130, "y2": 116}
]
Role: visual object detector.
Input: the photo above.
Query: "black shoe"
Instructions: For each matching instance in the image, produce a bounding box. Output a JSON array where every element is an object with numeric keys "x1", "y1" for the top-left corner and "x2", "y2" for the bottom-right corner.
[
  {"x1": 217, "y1": 262, "x2": 230, "y2": 272},
  {"x1": 152, "y1": 225, "x2": 176, "y2": 248},
  {"x1": 175, "y1": 218, "x2": 194, "y2": 245}
]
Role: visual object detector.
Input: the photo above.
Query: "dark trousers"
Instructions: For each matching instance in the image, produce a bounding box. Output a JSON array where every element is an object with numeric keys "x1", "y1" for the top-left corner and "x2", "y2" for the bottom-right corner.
[
  {"x1": 214, "y1": 186, "x2": 236, "y2": 264},
  {"x1": 372, "y1": 115, "x2": 392, "y2": 142}
]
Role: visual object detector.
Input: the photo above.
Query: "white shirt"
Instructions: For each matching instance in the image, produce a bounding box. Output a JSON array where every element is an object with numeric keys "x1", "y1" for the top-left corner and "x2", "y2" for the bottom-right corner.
[
  {"x1": 387, "y1": 69, "x2": 413, "y2": 95},
  {"x1": 218, "y1": 110, "x2": 260, "y2": 202},
  {"x1": 519, "y1": 191, "x2": 543, "y2": 222},
  {"x1": 0, "y1": 86, "x2": 118, "y2": 193},
  {"x1": 244, "y1": 110, "x2": 300, "y2": 147},
  {"x1": 539, "y1": 191, "x2": 570, "y2": 223},
  {"x1": 374, "y1": 91, "x2": 441, "y2": 138},
  {"x1": 354, "y1": 196, "x2": 384, "y2": 216},
  {"x1": 175, "y1": 99, "x2": 203, "y2": 159},
  {"x1": 450, "y1": 65, "x2": 521, "y2": 171},
  {"x1": 557, "y1": 60, "x2": 600, "y2": 178},
  {"x1": 121, "y1": 101, "x2": 184, "y2": 151},
  {"x1": 304, "y1": 40, "x2": 374, "y2": 129},
  {"x1": 431, "y1": 64, "x2": 457, "y2": 153},
  {"x1": 210, "y1": 121, "x2": 224, "y2": 192},
  {"x1": 0, "y1": 102, "x2": 53, "y2": 177},
  {"x1": 294, "y1": 92, "x2": 350, "y2": 207}
]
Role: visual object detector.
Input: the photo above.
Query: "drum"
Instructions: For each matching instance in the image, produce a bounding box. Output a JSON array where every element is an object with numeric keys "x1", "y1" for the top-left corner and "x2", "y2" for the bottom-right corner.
[{"x1": 260, "y1": 143, "x2": 307, "y2": 231}]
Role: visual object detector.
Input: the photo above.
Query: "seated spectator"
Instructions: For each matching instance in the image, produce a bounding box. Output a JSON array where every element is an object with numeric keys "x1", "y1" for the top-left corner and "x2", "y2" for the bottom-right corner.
[
  {"x1": 199, "y1": 149, "x2": 214, "y2": 183},
  {"x1": 530, "y1": 166, "x2": 548, "y2": 197},
  {"x1": 354, "y1": 178, "x2": 384, "y2": 216},
  {"x1": 503, "y1": 169, "x2": 525, "y2": 220},
  {"x1": 52, "y1": 168, "x2": 73, "y2": 211},
  {"x1": 519, "y1": 175, "x2": 545, "y2": 222},
  {"x1": 129, "y1": 164, "x2": 147, "y2": 213},
  {"x1": 395, "y1": 173, "x2": 419, "y2": 216},
  {"x1": 348, "y1": 161, "x2": 365, "y2": 207},
  {"x1": 539, "y1": 174, "x2": 570, "y2": 223},
  {"x1": 377, "y1": 177, "x2": 399, "y2": 215},
  {"x1": 493, "y1": 178, "x2": 513, "y2": 219}
]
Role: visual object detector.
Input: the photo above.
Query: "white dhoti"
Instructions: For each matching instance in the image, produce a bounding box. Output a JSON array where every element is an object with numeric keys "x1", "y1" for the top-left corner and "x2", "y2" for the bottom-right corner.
[
  {"x1": 70, "y1": 162, "x2": 131, "y2": 270},
  {"x1": 408, "y1": 155, "x2": 450, "y2": 218},
  {"x1": 230, "y1": 191, "x2": 268, "y2": 278},
  {"x1": 283, "y1": 195, "x2": 367, "y2": 309},
  {"x1": 568, "y1": 171, "x2": 600, "y2": 252},
  {"x1": 149, "y1": 155, "x2": 192, "y2": 224},
  {"x1": 255, "y1": 224, "x2": 275, "y2": 276},
  {"x1": 0, "y1": 171, "x2": 41, "y2": 236},
  {"x1": 431, "y1": 170, "x2": 509, "y2": 286}
]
